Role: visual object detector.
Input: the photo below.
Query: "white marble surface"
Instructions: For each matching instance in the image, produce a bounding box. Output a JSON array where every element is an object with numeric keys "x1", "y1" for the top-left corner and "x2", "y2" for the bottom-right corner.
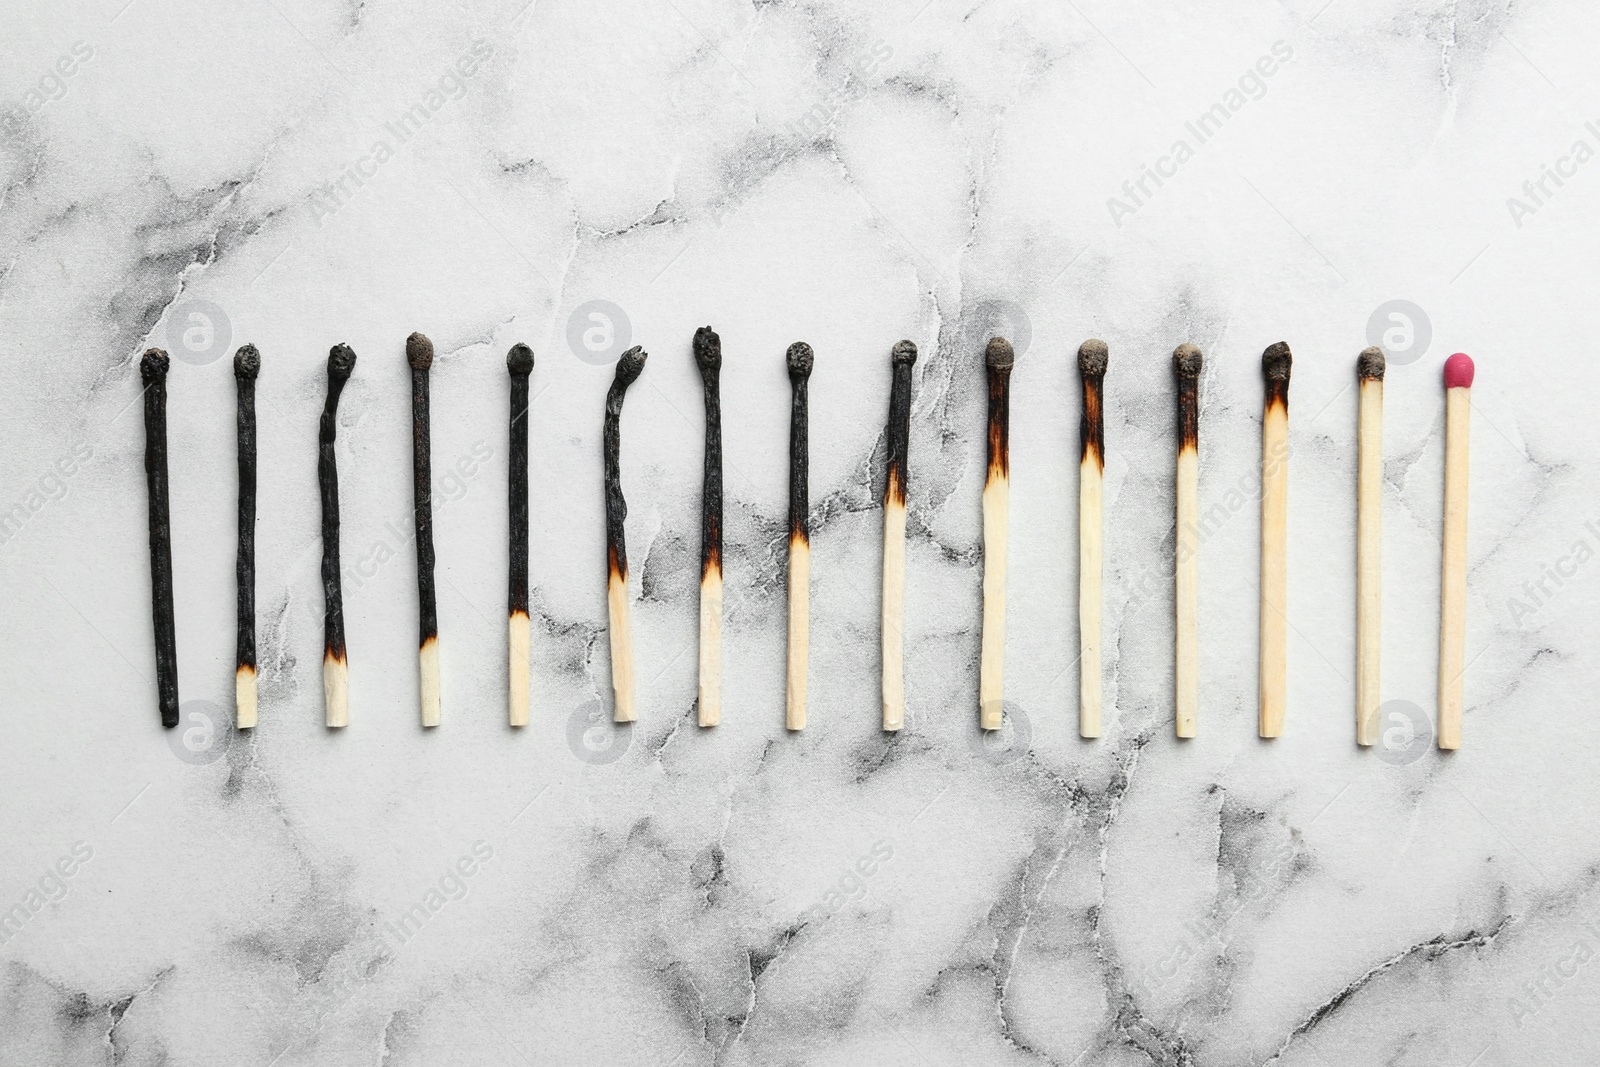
[{"x1": 3, "y1": 0, "x2": 1599, "y2": 1063}]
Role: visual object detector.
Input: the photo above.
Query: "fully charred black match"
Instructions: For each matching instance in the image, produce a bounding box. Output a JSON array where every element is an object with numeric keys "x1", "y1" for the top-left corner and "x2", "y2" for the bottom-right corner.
[
  {"x1": 787, "y1": 342, "x2": 813, "y2": 546},
  {"x1": 694, "y1": 326, "x2": 723, "y2": 581},
  {"x1": 1262, "y1": 341, "x2": 1293, "y2": 409},
  {"x1": 604, "y1": 347, "x2": 648, "y2": 585},
  {"x1": 141, "y1": 347, "x2": 178, "y2": 729},
  {"x1": 407, "y1": 333, "x2": 437, "y2": 656},
  {"x1": 886, "y1": 340, "x2": 918, "y2": 506},
  {"x1": 986, "y1": 337, "x2": 1014, "y2": 482},
  {"x1": 1174, "y1": 343, "x2": 1202, "y2": 453},
  {"x1": 1358, "y1": 346, "x2": 1386, "y2": 381},
  {"x1": 1078, "y1": 339, "x2": 1108, "y2": 470},
  {"x1": 234, "y1": 344, "x2": 260, "y2": 726},
  {"x1": 320, "y1": 344, "x2": 356, "y2": 710},
  {"x1": 507, "y1": 343, "x2": 534, "y2": 623}
]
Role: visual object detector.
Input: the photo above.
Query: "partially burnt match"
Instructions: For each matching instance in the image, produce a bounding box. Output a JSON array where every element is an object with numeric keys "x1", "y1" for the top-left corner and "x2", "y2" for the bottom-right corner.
[
  {"x1": 1259, "y1": 341, "x2": 1292, "y2": 738},
  {"x1": 1356, "y1": 347, "x2": 1385, "y2": 746},
  {"x1": 407, "y1": 332, "x2": 440, "y2": 728},
  {"x1": 605, "y1": 345, "x2": 648, "y2": 723},
  {"x1": 1173, "y1": 344, "x2": 1201, "y2": 738},
  {"x1": 785, "y1": 341, "x2": 813, "y2": 731},
  {"x1": 140, "y1": 348, "x2": 178, "y2": 729},
  {"x1": 979, "y1": 337, "x2": 1013, "y2": 731},
  {"x1": 1078, "y1": 339, "x2": 1108, "y2": 739},
  {"x1": 234, "y1": 344, "x2": 260, "y2": 729},
  {"x1": 507, "y1": 342, "x2": 534, "y2": 728},
  {"x1": 320, "y1": 344, "x2": 356, "y2": 728},
  {"x1": 694, "y1": 326, "x2": 723, "y2": 728},
  {"x1": 881, "y1": 339, "x2": 917, "y2": 732}
]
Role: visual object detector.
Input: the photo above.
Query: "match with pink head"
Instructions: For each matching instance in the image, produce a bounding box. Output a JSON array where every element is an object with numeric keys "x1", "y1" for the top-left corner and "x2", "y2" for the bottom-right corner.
[{"x1": 1444, "y1": 352, "x2": 1475, "y2": 389}]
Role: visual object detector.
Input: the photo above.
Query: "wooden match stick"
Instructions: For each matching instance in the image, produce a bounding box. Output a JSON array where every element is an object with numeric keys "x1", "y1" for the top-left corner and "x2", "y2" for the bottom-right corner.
[
  {"x1": 785, "y1": 341, "x2": 812, "y2": 732},
  {"x1": 1078, "y1": 339, "x2": 1107, "y2": 739},
  {"x1": 979, "y1": 337, "x2": 1013, "y2": 732},
  {"x1": 320, "y1": 344, "x2": 356, "y2": 729},
  {"x1": 407, "y1": 333, "x2": 440, "y2": 728},
  {"x1": 1173, "y1": 343, "x2": 1201, "y2": 739},
  {"x1": 604, "y1": 346, "x2": 648, "y2": 723},
  {"x1": 693, "y1": 327, "x2": 723, "y2": 728},
  {"x1": 1439, "y1": 352, "x2": 1474, "y2": 751},
  {"x1": 1356, "y1": 347, "x2": 1385, "y2": 747},
  {"x1": 1259, "y1": 341, "x2": 1292, "y2": 738},
  {"x1": 140, "y1": 348, "x2": 179, "y2": 729},
  {"x1": 507, "y1": 343, "x2": 534, "y2": 728},
  {"x1": 234, "y1": 344, "x2": 260, "y2": 729},
  {"x1": 882, "y1": 339, "x2": 917, "y2": 732}
]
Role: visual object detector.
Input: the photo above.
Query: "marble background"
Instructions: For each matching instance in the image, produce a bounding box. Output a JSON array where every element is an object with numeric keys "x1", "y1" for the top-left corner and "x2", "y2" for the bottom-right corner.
[{"x1": 3, "y1": 0, "x2": 1599, "y2": 1063}]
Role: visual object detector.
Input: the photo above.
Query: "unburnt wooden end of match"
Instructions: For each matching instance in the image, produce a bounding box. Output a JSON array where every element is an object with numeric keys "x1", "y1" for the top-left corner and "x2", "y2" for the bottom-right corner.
[
  {"x1": 507, "y1": 343, "x2": 534, "y2": 727},
  {"x1": 407, "y1": 333, "x2": 441, "y2": 728},
  {"x1": 882, "y1": 340, "x2": 917, "y2": 732},
  {"x1": 786, "y1": 342, "x2": 813, "y2": 731},
  {"x1": 140, "y1": 348, "x2": 179, "y2": 729},
  {"x1": 1078, "y1": 339, "x2": 1107, "y2": 739},
  {"x1": 1356, "y1": 347, "x2": 1385, "y2": 746},
  {"x1": 1439, "y1": 352, "x2": 1474, "y2": 751},
  {"x1": 979, "y1": 337, "x2": 1013, "y2": 732},
  {"x1": 1173, "y1": 344, "x2": 1202, "y2": 739},
  {"x1": 320, "y1": 344, "x2": 356, "y2": 728},
  {"x1": 1259, "y1": 342, "x2": 1292, "y2": 738},
  {"x1": 694, "y1": 327, "x2": 724, "y2": 728},
  {"x1": 604, "y1": 346, "x2": 648, "y2": 723},
  {"x1": 234, "y1": 344, "x2": 260, "y2": 729}
]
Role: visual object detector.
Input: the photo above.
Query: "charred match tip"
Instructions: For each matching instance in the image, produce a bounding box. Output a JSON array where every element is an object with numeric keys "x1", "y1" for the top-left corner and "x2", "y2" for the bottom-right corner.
[
  {"x1": 1173, "y1": 343, "x2": 1202, "y2": 379},
  {"x1": 140, "y1": 347, "x2": 170, "y2": 380},
  {"x1": 1078, "y1": 339, "x2": 1108, "y2": 377},
  {"x1": 328, "y1": 343, "x2": 357, "y2": 380},
  {"x1": 787, "y1": 341, "x2": 813, "y2": 379},
  {"x1": 1444, "y1": 351, "x2": 1475, "y2": 389},
  {"x1": 694, "y1": 326, "x2": 722, "y2": 376},
  {"x1": 1357, "y1": 346, "x2": 1386, "y2": 381},
  {"x1": 892, "y1": 339, "x2": 918, "y2": 366},
  {"x1": 986, "y1": 337, "x2": 1014, "y2": 371},
  {"x1": 234, "y1": 344, "x2": 260, "y2": 380},
  {"x1": 1262, "y1": 342, "x2": 1292, "y2": 381},
  {"x1": 615, "y1": 345, "x2": 647, "y2": 385},
  {"x1": 406, "y1": 332, "x2": 434, "y2": 371},
  {"x1": 507, "y1": 342, "x2": 534, "y2": 376}
]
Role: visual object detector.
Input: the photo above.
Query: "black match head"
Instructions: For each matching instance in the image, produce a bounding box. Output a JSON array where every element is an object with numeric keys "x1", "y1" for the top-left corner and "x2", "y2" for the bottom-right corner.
[
  {"x1": 406, "y1": 332, "x2": 434, "y2": 371},
  {"x1": 1173, "y1": 343, "x2": 1202, "y2": 379},
  {"x1": 507, "y1": 342, "x2": 534, "y2": 377},
  {"x1": 786, "y1": 341, "x2": 813, "y2": 380},
  {"x1": 1078, "y1": 339, "x2": 1108, "y2": 377},
  {"x1": 985, "y1": 337, "x2": 1014, "y2": 371},
  {"x1": 140, "y1": 348, "x2": 169, "y2": 382},
  {"x1": 234, "y1": 344, "x2": 260, "y2": 380},
  {"x1": 693, "y1": 326, "x2": 721, "y2": 376},
  {"x1": 614, "y1": 345, "x2": 647, "y2": 387},
  {"x1": 1357, "y1": 346, "x2": 1386, "y2": 380},
  {"x1": 891, "y1": 340, "x2": 918, "y2": 366},
  {"x1": 328, "y1": 344, "x2": 357, "y2": 382},
  {"x1": 1262, "y1": 342, "x2": 1292, "y2": 381}
]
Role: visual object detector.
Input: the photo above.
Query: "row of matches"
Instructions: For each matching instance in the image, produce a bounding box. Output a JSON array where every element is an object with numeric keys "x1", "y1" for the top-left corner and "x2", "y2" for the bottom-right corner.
[{"x1": 136, "y1": 332, "x2": 1475, "y2": 749}]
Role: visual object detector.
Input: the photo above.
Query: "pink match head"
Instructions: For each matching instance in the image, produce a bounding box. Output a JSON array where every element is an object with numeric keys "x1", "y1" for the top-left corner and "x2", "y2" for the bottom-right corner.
[{"x1": 1444, "y1": 352, "x2": 1475, "y2": 389}]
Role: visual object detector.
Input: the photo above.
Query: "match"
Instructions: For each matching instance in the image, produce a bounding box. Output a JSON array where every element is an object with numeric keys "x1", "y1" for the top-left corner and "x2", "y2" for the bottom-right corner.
[
  {"x1": 786, "y1": 341, "x2": 812, "y2": 731},
  {"x1": 979, "y1": 336, "x2": 1013, "y2": 732},
  {"x1": 694, "y1": 327, "x2": 723, "y2": 728},
  {"x1": 1356, "y1": 347, "x2": 1385, "y2": 746},
  {"x1": 604, "y1": 345, "x2": 648, "y2": 723},
  {"x1": 1173, "y1": 343, "x2": 1201, "y2": 739},
  {"x1": 882, "y1": 339, "x2": 917, "y2": 732},
  {"x1": 234, "y1": 344, "x2": 260, "y2": 729},
  {"x1": 320, "y1": 344, "x2": 356, "y2": 728},
  {"x1": 1259, "y1": 341, "x2": 1292, "y2": 738},
  {"x1": 507, "y1": 342, "x2": 534, "y2": 728},
  {"x1": 140, "y1": 348, "x2": 179, "y2": 729},
  {"x1": 407, "y1": 333, "x2": 440, "y2": 728},
  {"x1": 1078, "y1": 339, "x2": 1107, "y2": 739},
  {"x1": 1439, "y1": 352, "x2": 1474, "y2": 751}
]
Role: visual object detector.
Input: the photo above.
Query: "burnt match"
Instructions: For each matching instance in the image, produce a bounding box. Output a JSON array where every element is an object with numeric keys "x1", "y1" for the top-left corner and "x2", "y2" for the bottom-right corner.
[
  {"x1": 785, "y1": 341, "x2": 812, "y2": 732},
  {"x1": 140, "y1": 348, "x2": 178, "y2": 729},
  {"x1": 1356, "y1": 347, "x2": 1385, "y2": 746},
  {"x1": 979, "y1": 337, "x2": 1013, "y2": 732},
  {"x1": 320, "y1": 344, "x2": 356, "y2": 728},
  {"x1": 1078, "y1": 339, "x2": 1107, "y2": 739},
  {"x1": 694, "y1": 326, "x2": 723, "y2": 728},
  {"x1": 605, "y1": 345, "x2": 648, "y2": 723},
  {"x1": 882, "y1": 339, "x2": 917, "y2": 732},
  {"x1": 1259, "y1": 341, "x2": 1292, "y2": 738},
  {"x1": 1439, "y1": 351, "x2": 1474, "y2": 751},
  {"x1": 1173, "y1": 343, "x2": 1201, "y2": 738},
  {"x1": 507, "y1": 343, "x2": 534, "y2": 728},
  {"x1": 234, "y1": 344, "x2": 260, "y2": 729},
  {"x1": 407, "y1": 332, "x2": 440, "y2": 728}
]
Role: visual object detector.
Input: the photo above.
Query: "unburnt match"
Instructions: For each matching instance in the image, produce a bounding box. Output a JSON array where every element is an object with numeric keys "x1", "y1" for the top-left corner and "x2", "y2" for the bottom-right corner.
[
  {"x1": 1439, "y1": 352, "x2": 1474, "y2": 751},
  {"x1": 407, "y1": 332, "x2": 440, "y2": 728},
  {"x1": 785, "y1": 341, "x2": 812, "y2": 732},
  {"x1": 234, "y1": 344, "x2": 260, "y2": 729},
  {"x1": 1078, "y1": 339, "x2": 1107, "y2": 739},
  {"x1": 604, "y1": 346, "x2": 648, "y2": 723},
  {"x1": 694, "y1": 327, "x2": 723, "y2": 728},
  {"x1": 507, "y1": 343, "x2": 534, "y2": 728},
  {"x1": 1173, "y1": 343, "x2": 1201, "y2": 739},
  {"x1": 1259, "y1": 341, "x2": 1292, "y2": 738},
  {"x1": 320, "y1": 344, "x2": 356, "y2": 728},
  {"x1": 140, "y1": 348, "x2": 179, "y2": 729},
  {"x1": 1356, "y1": 347, "x2": 1385, "y2": 747},
  {"x1": 979, "y1": 337, "x2": 1013, "y2": 732},
  {"x1": 882, "y1": 339, "x2": 917, "y2": 732}
]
